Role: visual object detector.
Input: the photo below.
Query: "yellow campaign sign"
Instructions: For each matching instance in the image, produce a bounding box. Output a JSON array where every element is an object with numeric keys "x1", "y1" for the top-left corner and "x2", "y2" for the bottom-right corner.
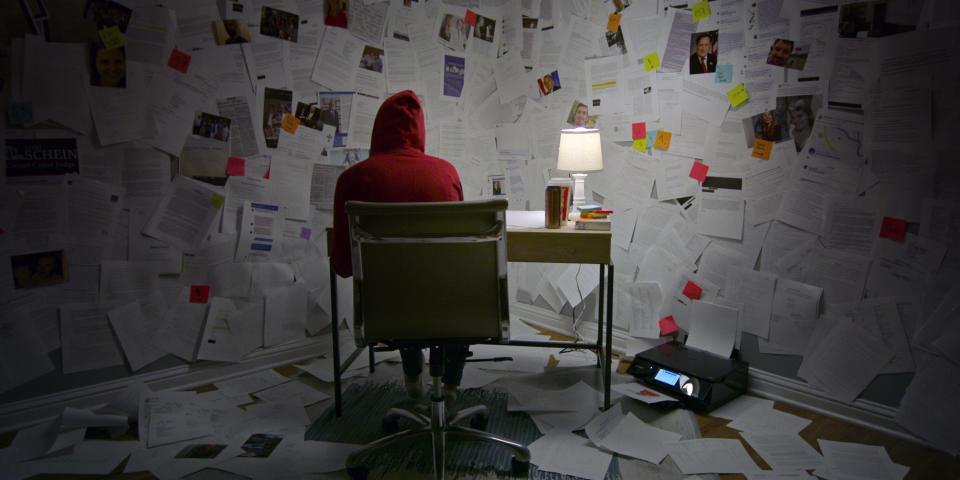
[
  {"x1": 98, "y1": 26, "x2": 126, "y2": 49},
  {"x1": 752, "y1": 139, "x2": 773, "y2": 160},
  {"x1": 281, "y1": 114, "x2": 300, "y2": 134},
  {"x1": 632, "y1": 138, "x2": 648, "y2": 152},
  {"x1": 727, "y1": 83, "x2": 749, "y2": 108},
  {"x1": 654, "y1": 130, "x2": 672, "y2": 151},
  {"x1": 642, "y1": 52, "x2": 660, "y2": 72},
  {"x1": 692, "y1": 0, "x2": 712, "y2": 22},
  {"x1": 210, "y1": 193, "x2": 225, "y2": 208}
]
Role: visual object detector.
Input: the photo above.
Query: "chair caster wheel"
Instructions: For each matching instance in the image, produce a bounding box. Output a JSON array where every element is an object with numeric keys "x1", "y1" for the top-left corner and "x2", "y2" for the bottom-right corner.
[
  {"x1": 469, "y1": 411, "x2": 489, "y2": 430},
  {"x1": 382, "y1": 417, "x2": 400, "y2": 434},
  {"x1": 511, "y1": 457, "x2": 529, "y2": 476},
  {"x1": 347, "y1": 466, "x2": 368, "y2": 480}
]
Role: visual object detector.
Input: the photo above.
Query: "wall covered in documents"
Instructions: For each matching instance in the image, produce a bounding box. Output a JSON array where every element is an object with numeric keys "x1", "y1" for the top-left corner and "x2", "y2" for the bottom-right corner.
[{"x1": 1, "y1": 0, "x2": 958, "y2": 454}]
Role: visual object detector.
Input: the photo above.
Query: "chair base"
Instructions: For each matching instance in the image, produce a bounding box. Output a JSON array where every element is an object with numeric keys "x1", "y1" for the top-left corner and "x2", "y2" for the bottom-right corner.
[{"x1": 345, "y1": 381, "x2": 531, "y2": 480}]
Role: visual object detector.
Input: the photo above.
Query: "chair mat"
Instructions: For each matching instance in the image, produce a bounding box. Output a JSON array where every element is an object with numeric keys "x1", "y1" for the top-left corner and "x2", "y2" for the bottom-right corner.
[{"x1": 306, "y1": 381, "x2": 625, "y2": 479}]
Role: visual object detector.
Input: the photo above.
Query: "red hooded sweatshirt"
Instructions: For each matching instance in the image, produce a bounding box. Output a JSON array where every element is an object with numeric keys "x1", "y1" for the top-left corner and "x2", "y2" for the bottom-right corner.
[{"x1": 332, "y1": 90, "x2": 463, "y2": 278}]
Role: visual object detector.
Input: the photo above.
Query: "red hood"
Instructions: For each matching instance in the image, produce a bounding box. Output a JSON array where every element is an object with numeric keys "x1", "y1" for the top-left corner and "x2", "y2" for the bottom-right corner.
[{"x1": 369, "y1": 90, "x2": 425, "y2": 155}]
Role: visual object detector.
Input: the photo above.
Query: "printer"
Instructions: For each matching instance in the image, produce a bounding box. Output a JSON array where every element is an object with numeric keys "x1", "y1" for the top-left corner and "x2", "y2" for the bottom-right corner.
[{"x1": 627, "y1": 341, "x2": 748, "y2": 412}]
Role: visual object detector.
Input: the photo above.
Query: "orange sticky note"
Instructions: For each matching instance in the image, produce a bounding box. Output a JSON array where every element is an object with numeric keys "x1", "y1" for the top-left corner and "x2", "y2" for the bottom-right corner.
[
  {"x1": 752, "y1": 139, "x2": 773, "y2": 160},
  {"x1": 99, "y1": 26, "x2": 126, "y2": 49},
  {"x1": 281, "y1": 114, "x2": 299, "y2": 134},
  {"x1": 659, "y1": 316, "x2": 679, "y2": 336},
  {"x1": 692, "y1": 0, "x2": 712, "y2": 22},
  {"x1": 632, "y1": 139, "x2": 648, "y2": 152},
  {"x1": 226, "y1": 157, "x2": 246, "y2": 176},
  {"x1": 689, "y1": 161, "x2": 709, "y2": 182},
  {"x1": 189, "y1": 285, "x2": 210, "y2": 304},
  {"x1": 631, "y1": 122, "x2": 646, "y2": 140},
  {"x1": 642, "y1": 51, "x2": 660, "y2": 72},
  {"x1": 879, "y1": 216, "x2": 907, "y2": 241},
  {"x1": 607, "y1": 12, "x2": 622, "y2": 32},
  {"x1": 682, "y1": 280, "x2": 703, "y2": 300},
  {"x1": 727, "y1": 83, "x2": 749, "y2": 108},
  {"x1": 654, "y1": 130, "x2": 672, "y2": 150},
  {"x1": 168, "y1": 49, "x2": 191, "y2": 73}
]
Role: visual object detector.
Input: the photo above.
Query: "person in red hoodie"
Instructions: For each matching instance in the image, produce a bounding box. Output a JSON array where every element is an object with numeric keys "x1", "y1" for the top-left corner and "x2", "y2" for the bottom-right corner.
[{"x1": 332, "y1": 90, "x2": 465, "y2": 409}]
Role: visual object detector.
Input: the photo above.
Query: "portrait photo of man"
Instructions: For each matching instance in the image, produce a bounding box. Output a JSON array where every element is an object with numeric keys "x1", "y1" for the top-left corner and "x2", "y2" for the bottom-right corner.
[
  {"x1": 767, "y1": 38, "x2": 794, "y2": 67},
  {"x1": 688, "y1": 31, "x2": 718, "y2": 75}
]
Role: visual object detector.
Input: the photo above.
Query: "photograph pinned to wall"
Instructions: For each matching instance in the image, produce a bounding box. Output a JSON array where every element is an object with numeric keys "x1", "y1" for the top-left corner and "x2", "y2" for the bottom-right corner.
[
  {"x1": 565, "y1": 100, "x2": 598, "y2": 128},
  {"x1": 11, "y1": 250, "x2": 68, "y2": 289},
  {"x1": 327, "y1": 148, "x2": 369, "y2": 167},
  {"x1": 766, "y1": 38, "x2": 808, "y2": 70},
  {"x1": 239, "y1": 433, "x2": 283, "y2": 458},
  {"x1": 192, "y1": 112, "x2": 232, "y2": 142},
  {"x1": 488, "y1": 174, "x2": 506, "y2": 196},
  {"x1": 688, "y1": 30, "x2": 718, "y2": 75},
  {"x1": 89, "y1": 44, "x2": 126, "y2": 88},
  {"x1": 469, "y1": 11, "x2": 498, "y2": 57},
  {"x1": 294, "y1": 102, "x2": 330, "y2": 131},
  {"x1": 441, "y1": 53, "x2": 466, "y2": 101},
  {"x1": 260, "y1": 6, "x2": 299, "y2": 42},
  {"x1": 212, "y1": 19, "x2": 251, "y2": 45},
  {"x1": 359, "y1": 45, "x2": 384, "y2": 73},
  {"x1": 780, "y1": 94, "x2": 821, "y2": 153},
  {"x1": 537, "y1": 70, "x2": 561, "y2": 97},
  {"x1": 180, "y1": 134, "x2": 229, "y2": 186},
  {"x1": 261, "y1": 87, "x2": 292, "y2": 148},
  {"x1": 742, "y1": 107, "x2": 791, "y2": 147},
  {"x1": 436, "y1": 6, "x2": 472, "y2": 52},
  {"x1": 85, "y1": 0, "x2": 132, "y2": 32},
  {"x1": 325, "y1": 0, "x2": 348, "y2": 28},
  {"x1": 605, "y1": 27, "x2": 627, "y2": 56},
  {"x1": 307, "y1": 91, "x2": 352, "y2": 148}
]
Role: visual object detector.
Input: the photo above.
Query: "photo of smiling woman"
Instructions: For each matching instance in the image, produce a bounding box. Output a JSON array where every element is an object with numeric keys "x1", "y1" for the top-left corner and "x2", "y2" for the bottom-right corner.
[{"x1": 90, "y1": 43, "x2": 126, "y2": 88}]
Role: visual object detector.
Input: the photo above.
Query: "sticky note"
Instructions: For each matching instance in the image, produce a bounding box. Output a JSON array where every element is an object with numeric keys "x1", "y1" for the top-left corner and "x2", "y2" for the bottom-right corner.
[
  {"x1": 689, "y1": 161, "x2": 709, "y2": 182},
  {"x1": 659, "y1": 316, "x2": 679, "y2": 336},
  {"x1": 281, "y1": 114, "x2": 300, "y2": 134},
  {"x1": 715, "y1": 64, "x2": 733, "y2": 83},
  {"x1": 190, "y1": 285, "x2": 210, "y2": 304},
  {"x1": 632, "y1": 139, "x2": 648, "y2": 152},
  {"x1": 631, "y1": 122, "x2": 647, "y2": 140},
  {"x1": 168, "y1": 49, "x2": 191, "y2": 73},
  {"x1": 300, "y1": 227, "x2": 312, "y2": 239},
  {"x1": 879, "y1": 216, "x2": 907, "y2": 242},
  {"x1": 752, "y1": 139, "x2": 773, "y2": 160},
  {"x1": 263, "y1": 168, "x2": 271, "y2": 179},
  {"x1": 98, "y1": 26, "x2": 126, "y2": 49},
  {"x1": 682, "y1": 280, "x2": 703, "y2": 300},
  {"x1": 607, "y1": 12, "x2": 622, "y2": 32},
  {"x1": 465, "y1": 9, "x2": 477, "y2": 26},
  {"x1": 210, "y1": 193, "x2": 225, "y2": 208},
  {"x1": 692, "y1": 0, "x2": 712, "y2": 22},
  {"x1": 642, "y1": 52, "x2": 660, "y2": 72},
  {"x1": 727, "y1": 83, "x2": 749, "y2": 108},
  {"x1": 226, "y1": 157, "x2": 246, "y2": 176},
  {"x1": 654, "y1": 130, "x2": 672, "y2": 150},
  {"x1": 8, "y1": 101, "x2": 33, "y2": 125}
]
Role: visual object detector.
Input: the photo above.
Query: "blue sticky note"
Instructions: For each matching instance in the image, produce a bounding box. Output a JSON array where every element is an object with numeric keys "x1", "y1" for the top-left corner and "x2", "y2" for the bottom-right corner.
[
  {"x1": 715, "y1": 64, "x2": 733, "y2": 84},
  {"x1": 647, "y1": 130, "x2": 658, "y2": 148},
  {"x1": 7, "y1": 101, "x2": 33, "y2": 125}
]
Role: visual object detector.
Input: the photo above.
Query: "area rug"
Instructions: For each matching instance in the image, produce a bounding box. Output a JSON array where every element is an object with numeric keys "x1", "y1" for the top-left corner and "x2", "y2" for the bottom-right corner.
[{"x1": 306, "y1": 381, "x2": 625, "y2": 479}]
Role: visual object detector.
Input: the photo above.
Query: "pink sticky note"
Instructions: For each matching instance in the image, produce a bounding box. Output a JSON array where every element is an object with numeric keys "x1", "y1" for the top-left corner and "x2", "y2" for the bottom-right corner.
[
  {"x1": 263, "y1": 167, "x2": 270, "y2": 179},
  {"x1": 659, "y1": 316, "x2": 679, "y2": 336},
  {"x1": 879, "y1": 216, "x2": 907, "y2": 242},
  {"x1": 168, "y1": 49, "x2": 191, "y2": 73},
  {"x1": 226, "y1": 157, "x2": 246, "y2": 176},
  {"x1": 300, "y1": 227, "x2": 312, "y2": 239},
  {"x1": 689, "y1": 161, "x2": 709, "y2": 182},
  {"x1": 631, "y1": 122, "x2": 646, "y2": 140},
  {"x1": 682, "y1": 280, "x2": 703, "y2": 300},
  {"x1": 465, "y1": 10, "x2": 477, "y2": 26}
]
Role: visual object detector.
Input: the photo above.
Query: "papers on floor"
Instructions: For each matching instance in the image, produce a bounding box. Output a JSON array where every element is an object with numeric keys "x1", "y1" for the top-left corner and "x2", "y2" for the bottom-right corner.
[
  {"x1": 665, "y1": 438, "x2": 761, "y2": 475},
  {"x1": 585, "y1": 405, "x2": 682, "y2": 464},
  {"x1": 528, "y1": 431, "x2": 612, "y2": 480}
]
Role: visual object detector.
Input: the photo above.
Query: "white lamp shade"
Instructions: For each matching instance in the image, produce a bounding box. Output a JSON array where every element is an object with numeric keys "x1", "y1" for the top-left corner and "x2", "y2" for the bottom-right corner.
[{"x1": 557, "y1": 127, "x2": 603, "y2": 172}]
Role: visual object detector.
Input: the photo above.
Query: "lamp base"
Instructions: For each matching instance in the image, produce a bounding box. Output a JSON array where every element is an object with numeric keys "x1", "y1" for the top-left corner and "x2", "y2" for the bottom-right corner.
[{"x1": 568, "y1": 172, "x2": 588, "y2": 221}]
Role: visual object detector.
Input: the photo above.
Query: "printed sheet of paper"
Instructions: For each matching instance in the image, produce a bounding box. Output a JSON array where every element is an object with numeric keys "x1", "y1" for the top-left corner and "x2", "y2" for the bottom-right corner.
[
  {"x1": 143, "y1": 176, "x2": 224, "y2": 253},
  {"x1": 60, "y1": 302, "x2": 124, "y2": 374},
  {"x1": 236, "y1": 201, "x2": 284, "y2": 262}
]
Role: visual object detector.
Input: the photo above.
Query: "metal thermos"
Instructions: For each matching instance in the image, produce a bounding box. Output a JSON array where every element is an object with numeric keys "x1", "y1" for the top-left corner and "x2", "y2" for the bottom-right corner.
[{"x1": 545, "y1": 186, "x2": 562, "y2": 228}]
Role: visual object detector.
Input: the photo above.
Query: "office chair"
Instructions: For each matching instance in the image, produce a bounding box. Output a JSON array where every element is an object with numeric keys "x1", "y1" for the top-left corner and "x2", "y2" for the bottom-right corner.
[{"x1": 342, "y1": 199, "x2": 530, "y2": 480}]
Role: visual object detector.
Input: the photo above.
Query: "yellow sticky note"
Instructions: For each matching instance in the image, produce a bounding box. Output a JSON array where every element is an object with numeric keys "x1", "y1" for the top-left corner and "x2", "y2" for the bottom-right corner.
[
  {"x1": 727, "y1": 83, "x2": 749, "y2": 108},
  {"x1": 210, "y1": 193, "x2": 225, "y2": 208},
  {"x1": 607, "y1": 12, "x2": 622, "y2": 32},
  {"x1": 632, "y1": 138, "x2": 648, "y2": 152},
  {"x1": 281, "y1": 114, "x2": 299, "y2": 134},
  {"x1": 654, "y1": 130, "x2": 672, "y2": 151},
  {"x1": 642, "y1": 52, "x2": 660, "y2": 72},
  {"x1": 752, "y1": 139, "x2": 773, "y2": 160},
  {"x1": 98, "y1": 26, "x2": 126, "y2": 49},
  {"x1": 692, "y1": 0, "x2": 712, "y2": 22}
]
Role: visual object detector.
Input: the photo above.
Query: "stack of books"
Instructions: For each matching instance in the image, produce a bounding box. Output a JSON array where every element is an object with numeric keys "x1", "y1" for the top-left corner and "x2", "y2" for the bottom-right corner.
[{"x1": 575, "y1": 205, "x2": 612, "y2": 230}]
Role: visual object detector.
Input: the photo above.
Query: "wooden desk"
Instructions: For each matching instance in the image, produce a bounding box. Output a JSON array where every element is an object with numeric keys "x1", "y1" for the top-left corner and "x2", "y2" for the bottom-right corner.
[{"x1": 326, "y1": 220, "x2": 616, "y2": 415}]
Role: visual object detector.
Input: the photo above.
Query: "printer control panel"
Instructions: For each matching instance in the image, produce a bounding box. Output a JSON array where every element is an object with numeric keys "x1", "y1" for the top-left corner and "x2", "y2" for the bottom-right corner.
[{"x1": 629, "y1": 358, "x2": 701, "y2": 398}]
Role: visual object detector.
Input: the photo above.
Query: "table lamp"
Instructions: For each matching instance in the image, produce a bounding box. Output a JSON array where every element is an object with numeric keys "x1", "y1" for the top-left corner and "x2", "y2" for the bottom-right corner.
[{"x1": 556, "y1": 127, "x2": 603, "y2": 220}]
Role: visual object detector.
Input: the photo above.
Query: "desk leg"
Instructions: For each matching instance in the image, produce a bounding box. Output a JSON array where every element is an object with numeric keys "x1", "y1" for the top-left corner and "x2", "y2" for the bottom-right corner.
[
  {"x1": 369, "y1": 346, "x2": 375, "y2": 373},
  {"x1": 330, "y1": 263, "x2": 342, "y2": 417},
  {"x1": 596, "y1": 264, "x2": 605, "y2": 369},
  {"x1": 604, "y1": 264, "x2": 614, "y2": 410}
]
